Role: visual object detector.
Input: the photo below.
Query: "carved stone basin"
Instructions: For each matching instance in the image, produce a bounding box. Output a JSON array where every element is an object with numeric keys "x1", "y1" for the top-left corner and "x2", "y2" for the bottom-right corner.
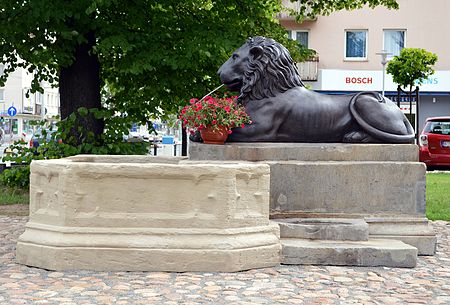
[{"x1": 16, "y1": 155, "x2": 280, "y2": 272}]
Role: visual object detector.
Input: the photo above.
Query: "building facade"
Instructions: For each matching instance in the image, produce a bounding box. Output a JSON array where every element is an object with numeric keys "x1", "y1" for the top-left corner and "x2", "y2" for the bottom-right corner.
[
  {"x1": 280, "y1": 0, "x2": 450, "y2": 133},
  {"x1": 0, "y1": 65, "x2": 59, "y2": 139}
]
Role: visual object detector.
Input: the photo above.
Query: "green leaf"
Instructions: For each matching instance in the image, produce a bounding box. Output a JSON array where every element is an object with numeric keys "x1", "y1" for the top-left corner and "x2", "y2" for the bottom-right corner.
[{"x1": 78, "y1": 107, "x2": 88, "y2": 116}]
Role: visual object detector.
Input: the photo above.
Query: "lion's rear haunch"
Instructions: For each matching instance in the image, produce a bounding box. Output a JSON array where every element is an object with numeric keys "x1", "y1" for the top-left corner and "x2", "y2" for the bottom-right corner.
[
  {"x1": 349, "y1": 92, "x2": 415, "y2": 143},
  {"x1": 216, "y1": 36, "x2": 416, "y2": 144}
]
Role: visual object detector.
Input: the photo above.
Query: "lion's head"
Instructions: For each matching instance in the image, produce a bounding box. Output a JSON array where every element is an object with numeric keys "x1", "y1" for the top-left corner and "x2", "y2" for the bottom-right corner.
[{"x1": 218, "y1": 36, "x2": 304, "y2": 103}]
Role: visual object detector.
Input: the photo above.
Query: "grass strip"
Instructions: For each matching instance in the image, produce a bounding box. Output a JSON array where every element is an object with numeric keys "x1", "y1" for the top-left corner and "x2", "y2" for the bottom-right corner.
[
  {"x1": 426, "y1": 172, "x2": 450, "y2": 221},
  {"x1": 0, "y1": 180, "x2": 29, "y2": 206}
]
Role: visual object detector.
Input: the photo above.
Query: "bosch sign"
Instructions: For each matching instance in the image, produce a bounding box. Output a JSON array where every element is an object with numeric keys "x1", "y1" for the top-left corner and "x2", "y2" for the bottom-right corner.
[
  {"x1": 345, "y1": 77, "x2": 373, "y2": 84},
  {"x1": 316, "y1": 70, "x2": 450, "y2": 92}
]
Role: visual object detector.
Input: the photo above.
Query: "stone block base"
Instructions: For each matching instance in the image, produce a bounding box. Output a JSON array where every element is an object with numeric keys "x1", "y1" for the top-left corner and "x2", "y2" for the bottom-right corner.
[
  {"x1": 17, "y1": 223, "x2": 280, "y2": 272},
  {"x1": 282, "y1": 238, "x2": 418, "y2": 268}
]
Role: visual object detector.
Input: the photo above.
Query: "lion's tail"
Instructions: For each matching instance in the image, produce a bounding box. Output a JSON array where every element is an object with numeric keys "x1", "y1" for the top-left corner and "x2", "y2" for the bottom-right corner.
[{"x1": 349, "y1": 92, "x2": 416, "y2": 143}]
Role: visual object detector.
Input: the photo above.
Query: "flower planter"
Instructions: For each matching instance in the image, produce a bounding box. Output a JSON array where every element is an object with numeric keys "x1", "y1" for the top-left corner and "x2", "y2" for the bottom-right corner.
[{"x1": 200, "y1": 125, "x2": 229, "y2": 144}]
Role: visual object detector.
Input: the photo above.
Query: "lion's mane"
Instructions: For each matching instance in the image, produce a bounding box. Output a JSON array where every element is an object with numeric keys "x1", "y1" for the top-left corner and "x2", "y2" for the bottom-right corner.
[{"x1": 238, "y1": 36, "x2": 304, "y2": 103}]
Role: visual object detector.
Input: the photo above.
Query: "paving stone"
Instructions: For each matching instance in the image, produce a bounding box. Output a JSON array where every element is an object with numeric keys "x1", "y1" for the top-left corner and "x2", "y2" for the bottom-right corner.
[{"x1": 0, "y1": 216, "x2": 449, "y2": 304}]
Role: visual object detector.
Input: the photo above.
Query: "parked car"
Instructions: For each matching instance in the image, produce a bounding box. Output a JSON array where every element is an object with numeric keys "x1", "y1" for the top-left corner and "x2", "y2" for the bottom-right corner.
[
  {"x1": 124, "y1": 131, "x2": 144, "y2": 142},
  {"x1": 419, "y1": 116, "x2": 450, "y2": 169}
]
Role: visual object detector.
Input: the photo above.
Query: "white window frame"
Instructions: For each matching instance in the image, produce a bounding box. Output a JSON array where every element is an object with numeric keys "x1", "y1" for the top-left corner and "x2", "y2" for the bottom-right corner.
[
  {"x1": 289, "y1": 30, "x2": 310, "y2": 48},
  {"x1": 383, "y1": 29, "x2": 406, "y2": 59},
  {"x1": 286, "y1": 30, "x2": 292, "y2": 39},
  {"x1": 344, "y1": 29, "x2": 368, "y2": 61}
]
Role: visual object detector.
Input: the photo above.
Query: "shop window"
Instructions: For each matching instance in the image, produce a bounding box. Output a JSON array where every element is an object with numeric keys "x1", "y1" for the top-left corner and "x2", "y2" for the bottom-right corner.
[
  {"x1": 2, "y1": 119, "x2": 18, "y2": 135},
  {"x1": 345, "y1": 30, "x2": 368, "y2": 60},
  {"x1": 12, "y1": 119, "x2": 18, "y2": 134},
  {"x1": 384, "y1": 30, "x2": 405, "y2": 57}
]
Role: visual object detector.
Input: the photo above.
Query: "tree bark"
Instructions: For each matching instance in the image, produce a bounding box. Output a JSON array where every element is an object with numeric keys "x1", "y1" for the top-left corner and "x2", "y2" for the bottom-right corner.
[{"x1": 59, "y1": 31, "x2": 103, "y2": 140}]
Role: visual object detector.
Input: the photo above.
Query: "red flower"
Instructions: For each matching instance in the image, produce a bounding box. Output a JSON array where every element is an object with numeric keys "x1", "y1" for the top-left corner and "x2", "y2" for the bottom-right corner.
[
  {"x1": 227, "y1": 130, "x2": 233, "y2": 134},
  {"x1": 179, "y1": 94, "x2": 252, "y2": 133}
]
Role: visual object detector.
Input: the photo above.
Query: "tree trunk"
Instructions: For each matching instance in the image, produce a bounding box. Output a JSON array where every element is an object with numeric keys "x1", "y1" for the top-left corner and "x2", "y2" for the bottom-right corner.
[{"x1": 59, "y1": 31, "x2": 103, "y2": 140}]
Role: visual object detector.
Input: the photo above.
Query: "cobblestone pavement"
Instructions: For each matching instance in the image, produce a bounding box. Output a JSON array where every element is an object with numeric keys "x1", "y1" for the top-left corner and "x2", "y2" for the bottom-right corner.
[{"x1": 1, "y1": 216, "x2": 449, "y2": 305}]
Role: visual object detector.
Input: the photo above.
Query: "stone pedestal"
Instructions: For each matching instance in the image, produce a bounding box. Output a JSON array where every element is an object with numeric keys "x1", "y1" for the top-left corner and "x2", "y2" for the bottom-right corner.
[
  {"x1": 189, "y1": 142, "x2": 437, "y2": 255},
  {"x1": 16, "y1": 155, "x2": 281, "y2": 272}
]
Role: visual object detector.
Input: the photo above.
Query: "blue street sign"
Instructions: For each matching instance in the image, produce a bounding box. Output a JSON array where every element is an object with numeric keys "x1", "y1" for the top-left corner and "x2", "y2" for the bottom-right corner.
[{"x1": 7, "y1": 106, "x2": 17, "y2": 117}]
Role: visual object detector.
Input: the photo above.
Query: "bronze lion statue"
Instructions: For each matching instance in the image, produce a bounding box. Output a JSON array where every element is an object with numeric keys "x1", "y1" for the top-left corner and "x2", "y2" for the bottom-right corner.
[{"x1": 216, "y1": 36, "x2": 415, "y2": 143}]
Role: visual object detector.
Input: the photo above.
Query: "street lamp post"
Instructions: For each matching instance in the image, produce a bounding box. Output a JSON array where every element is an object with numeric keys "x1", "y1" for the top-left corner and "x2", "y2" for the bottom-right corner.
[{"x1": 376, "y1": 50, "x2": 391, "y2": 96}]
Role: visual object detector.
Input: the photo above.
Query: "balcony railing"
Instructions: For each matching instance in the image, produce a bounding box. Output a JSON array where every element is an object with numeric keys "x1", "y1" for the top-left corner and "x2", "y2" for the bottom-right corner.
[{"x1": 296, "y1": 57, "x2": 319, "y2": 81}]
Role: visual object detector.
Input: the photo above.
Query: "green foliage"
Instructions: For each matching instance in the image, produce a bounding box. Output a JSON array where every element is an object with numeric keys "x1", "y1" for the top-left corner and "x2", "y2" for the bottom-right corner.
[
  {"x1": 290, "y1": 0, "x2": 399, "y2": 22},
  {"x1": 294, "y1": 43, "x2": 317, "y2": 62},
  {"x1": 1, "y1": 107, "x2": 149, "y2": 188},
  {"x1": 0, "y1": 1, "x2": 291, "y2": 124},
  {"x1": 55, "y1": 107, "x2": 149, "y2": 155},
  {"x1": 1, "y1": 166, "x2": 30, "y2": 189},
  {"x1": 98, "y1": 0, "x2": 299, "y2": 120},
  {"x1": 387, "y1": 48, "x2": 438, "y2": 92}
]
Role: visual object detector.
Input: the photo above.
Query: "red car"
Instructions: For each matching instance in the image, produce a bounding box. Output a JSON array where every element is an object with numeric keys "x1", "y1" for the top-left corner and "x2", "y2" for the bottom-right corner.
[{"x1": 419, "y1": 117, "x2": 450, "y2": 169}]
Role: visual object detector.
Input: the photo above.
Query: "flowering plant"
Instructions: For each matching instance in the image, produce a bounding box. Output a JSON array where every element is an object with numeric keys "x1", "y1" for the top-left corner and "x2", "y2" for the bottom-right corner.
[{"x1": 179, "y1": 95, "x2": 251, "y2": 134}]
